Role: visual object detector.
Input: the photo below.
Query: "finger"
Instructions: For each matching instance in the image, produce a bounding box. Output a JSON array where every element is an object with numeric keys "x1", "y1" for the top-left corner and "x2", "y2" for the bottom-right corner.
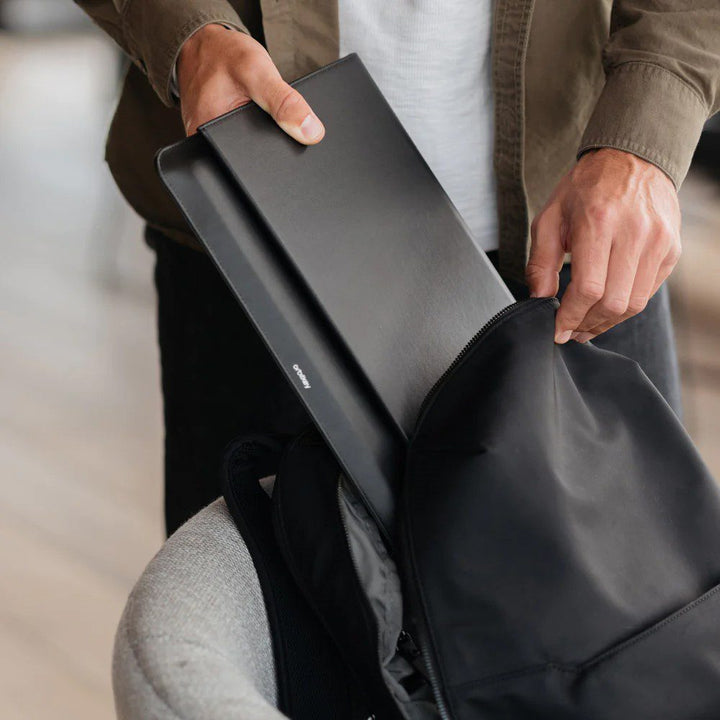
[
  {"x1": 650, "y1": 239, "x2": 682, "y2": 298},
  {"x1": 526, "y1": 204, "x2": 565, "y2": 298},
  {"x1": 582, "y1": 237, "x2": 680, "y2": 341},
  {"x1": 554, "y1": 221, "x2": 611, "y2": 343},
  {"x1": 581, "y1": 222, "x2": 680, "y2": 339},
  {"x1": 246, "y1": 67, "x2": 324, "y2": 145},
  {"x1": 578, "y1": 238, "x2": 647, "y2": 337},
  {"x1": 181, "y1": 69, "x2": 254, "y2": 135}
]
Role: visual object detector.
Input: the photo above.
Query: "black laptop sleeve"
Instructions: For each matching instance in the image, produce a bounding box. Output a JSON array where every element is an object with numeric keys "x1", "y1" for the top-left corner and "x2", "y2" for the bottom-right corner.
[{"x1": 156, "y1": 54, "x2": 513, "y2": 543}]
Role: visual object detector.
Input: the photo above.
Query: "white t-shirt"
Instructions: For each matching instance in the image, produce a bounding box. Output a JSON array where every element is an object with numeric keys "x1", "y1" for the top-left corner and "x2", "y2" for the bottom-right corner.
[{"x1": 339, "y1": 1, "x2": 498, "y2": 252}]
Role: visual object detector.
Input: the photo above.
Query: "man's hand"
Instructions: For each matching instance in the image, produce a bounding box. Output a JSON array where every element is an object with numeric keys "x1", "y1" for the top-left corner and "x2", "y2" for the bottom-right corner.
[
  {"x1": 177, "y1": 23, "x2": 325, "y2": 143},
  {"x1": 527, "y1": 148, "x2": 681, "y2": 344}
]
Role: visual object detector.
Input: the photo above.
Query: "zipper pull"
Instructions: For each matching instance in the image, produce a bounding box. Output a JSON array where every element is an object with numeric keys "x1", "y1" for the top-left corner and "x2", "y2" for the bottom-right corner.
[
  {"x1": 397, "y1": 629, "x2": 431, "y2": 689},
  {"x1": 397, "y1": 629, "x2": 422, "y2": 660}
]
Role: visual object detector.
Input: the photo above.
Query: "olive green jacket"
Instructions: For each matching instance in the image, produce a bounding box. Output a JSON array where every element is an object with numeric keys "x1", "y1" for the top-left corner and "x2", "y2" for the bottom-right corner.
[{"x1": 76, "y1": 0, "x2": 720, "y2": 283}]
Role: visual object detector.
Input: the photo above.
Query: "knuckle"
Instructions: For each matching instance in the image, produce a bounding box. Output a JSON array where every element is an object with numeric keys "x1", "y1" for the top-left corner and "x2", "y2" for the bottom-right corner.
[
  {"x1": 526, "y1": 256, "x2": 553, "y2": 273},
  {"x1": 627, "y1": 295, "x2": 648, "y2": 315},
  {"x1": 627, "y1": 213, "x2": 651, "y2": 237},
  {"x1": 666, "y1": 241, "x2": 682, "y2": 265},
  {"x1": 575, "y1": 280, "x2": 604, "y2": 304},
  {"x1": 662, "y1": 231, "x2": 682, "y2": 259},
  {"x1": 525, "y1": 262, "x2": 552, "y2": 285},
  {"x1": 574, "y1": 320, "x2": 596, "y2": 333},
  {"x1": 660, "y1": 215, "x2": 680, "y2": 238},
  {"x1": 601, "y1": 295, "x2": 629, "y2": 317},
  {"x1": 623, "y1": 210, "x2": 653, "y2": 236},
  {"x1": 236, "y1": 31, "x2": 263, "y2": 54},
  {"x1": 587, "y1": 204, "x2": 611, "y2": 226},
  {"x1": 649, "y1": 222, "x2": 672, "y2": 249},
  {"x1": 651, "y1": 218, "x2": 679, "y2": 250},
  {"x1": 237, "y1": 44, "x2": 272, "y2": 77},
  {"x1": 271, "y1": 86, "x2": 304, "y2": 120}
]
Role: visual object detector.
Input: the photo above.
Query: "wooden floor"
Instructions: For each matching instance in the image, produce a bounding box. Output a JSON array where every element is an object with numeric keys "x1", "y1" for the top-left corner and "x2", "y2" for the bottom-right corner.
[
  {"x1": 0, "y1": 31, "x2": 718, "y2": 720},
  {"x1": 0, "y1": 33, "x2": 163, "y2": 719}
]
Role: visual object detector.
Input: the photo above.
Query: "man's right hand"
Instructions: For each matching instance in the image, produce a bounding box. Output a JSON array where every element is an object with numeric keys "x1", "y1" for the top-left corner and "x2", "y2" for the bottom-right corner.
[{"x1": 177, "y1": 23, "x2": 325, "y2": 143}]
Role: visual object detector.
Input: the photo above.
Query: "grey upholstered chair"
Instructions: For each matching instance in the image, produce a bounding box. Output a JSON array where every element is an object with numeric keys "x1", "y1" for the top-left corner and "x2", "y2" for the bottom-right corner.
[{"x1": 112, "y1": 498, "x2": 288, "y2": 720}]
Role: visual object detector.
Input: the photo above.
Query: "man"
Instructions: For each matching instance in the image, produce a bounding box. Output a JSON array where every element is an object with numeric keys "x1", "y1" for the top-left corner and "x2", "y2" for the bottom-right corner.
[{"x1": 76, "y1": 0, "x2": 719, "y2": 534}]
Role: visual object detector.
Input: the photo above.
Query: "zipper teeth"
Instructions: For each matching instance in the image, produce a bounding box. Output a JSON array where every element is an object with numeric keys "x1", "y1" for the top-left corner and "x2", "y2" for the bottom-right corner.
[
  {"x1": 417, "y1": 629, "x2": 451, "y2": 720},
  {"x1": 404, "y1": 297, "x2": 557, "y2": 720},
  {"x1": 401, "y1": 517, "x2": 452, "y2": 720},
  {"x1": 414, "y1": 298, "x2": 556, "y2": 427},
  {"x1": 397, "y1": 470, "x2": 452, "y2": 718}
]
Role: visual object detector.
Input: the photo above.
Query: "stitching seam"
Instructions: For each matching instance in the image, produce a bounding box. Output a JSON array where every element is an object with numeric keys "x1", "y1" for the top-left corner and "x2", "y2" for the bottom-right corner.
[
  {"x1": 607, "y1": 60, "x2": 707, "y2": 111},
  {"x1": 449, "y1": 581, "x2": 720, "y2": 693}
]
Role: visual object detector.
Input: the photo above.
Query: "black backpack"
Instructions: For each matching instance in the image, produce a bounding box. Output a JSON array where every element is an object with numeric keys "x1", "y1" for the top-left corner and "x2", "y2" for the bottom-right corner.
[
  {"x1": 221, "y1": 434, "x2": 375, "y2": 719},
  {"x1": 225, "y1": 298, "x2": 720, "y2": 719}
]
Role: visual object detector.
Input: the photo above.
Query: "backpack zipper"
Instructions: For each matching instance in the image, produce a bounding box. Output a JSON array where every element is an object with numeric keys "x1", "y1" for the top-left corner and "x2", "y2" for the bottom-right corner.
[
  {"x1": 396, "y1": 629, "x2": 422, "y2": 662},
  {"x1": 399, "y1": 532, "x2": 452, "y2": 720},
  {"x1": 403, "y1": 296, "x2": 559, "y2": 720},
  {"x1": 413, "y1": 297, "x2": 558, "y2": 429}
]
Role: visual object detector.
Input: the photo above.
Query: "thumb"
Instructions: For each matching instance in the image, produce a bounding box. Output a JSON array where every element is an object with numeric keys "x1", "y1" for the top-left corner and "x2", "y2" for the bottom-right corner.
[
  {"x1": 252, "y1": 75, "x2": 325, "y2": 145},
  {"x1": 526, "y1": 205, "x2": 565, "y2": 297}
]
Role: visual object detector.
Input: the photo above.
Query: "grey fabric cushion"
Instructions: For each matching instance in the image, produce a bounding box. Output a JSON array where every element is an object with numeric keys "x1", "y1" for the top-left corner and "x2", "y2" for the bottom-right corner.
[{"x1": 113, "y1": 499, "x2": 288, "y2": 720}]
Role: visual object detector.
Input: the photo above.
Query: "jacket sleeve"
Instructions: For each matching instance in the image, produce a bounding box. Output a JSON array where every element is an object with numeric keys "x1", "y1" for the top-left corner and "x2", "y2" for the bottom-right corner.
[
  {"x1": 578, "y1": 0, "x2": 720, "y2": 187},
  {"x1": 73, "y1": 0, "x2": 248, "y2": 106}
]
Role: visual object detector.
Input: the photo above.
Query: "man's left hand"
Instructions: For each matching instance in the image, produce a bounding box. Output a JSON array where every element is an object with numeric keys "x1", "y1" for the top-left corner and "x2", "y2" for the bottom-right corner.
[{"x1": 526, "y1": 148, "x2": 682, "y2": 344}]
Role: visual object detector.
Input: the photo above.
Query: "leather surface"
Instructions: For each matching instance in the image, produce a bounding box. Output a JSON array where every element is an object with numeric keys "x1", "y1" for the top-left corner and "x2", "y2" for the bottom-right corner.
[
  {"x1": 199, "y1": 54, "x2": 513, "y2": 435},
  {"x1": 403, "y1": 298, "x2": 720, "y2": 718},
  {"x1": 156, "y1": 54, "x2": 512, "y2": 543},
  {"x1": 156, "y1": 134, "x2": 400, "y2": 542}
]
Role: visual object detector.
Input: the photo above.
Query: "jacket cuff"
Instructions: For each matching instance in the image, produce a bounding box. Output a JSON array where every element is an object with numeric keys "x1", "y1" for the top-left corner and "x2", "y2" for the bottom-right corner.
[
  {"x1": 122, "y1": 0, "x2": 248, "y2": 107},
  {"x1": 578, "y1": 62, "x2": 709, "y2": 188}
]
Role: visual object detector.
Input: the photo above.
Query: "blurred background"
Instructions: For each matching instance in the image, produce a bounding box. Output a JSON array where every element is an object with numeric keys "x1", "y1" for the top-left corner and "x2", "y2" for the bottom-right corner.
[{"x1": 1, "y1": 3, "x2": 719, "y2": 719}]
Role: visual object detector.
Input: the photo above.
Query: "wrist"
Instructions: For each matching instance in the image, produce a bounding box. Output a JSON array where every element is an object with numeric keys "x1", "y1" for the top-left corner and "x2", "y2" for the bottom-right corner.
[
  {"x1": 581, "y1": 147, "x2": 644, "y2": 165},
  {"x1": 180, "y1": 22, "x2": 229, "y2": 57},
  {"x1": 175, "y1": 23, "x2": 237, "y2": 99},
  {"x1": 578, "y1": 147, "x2": 676, "y2": 192}
]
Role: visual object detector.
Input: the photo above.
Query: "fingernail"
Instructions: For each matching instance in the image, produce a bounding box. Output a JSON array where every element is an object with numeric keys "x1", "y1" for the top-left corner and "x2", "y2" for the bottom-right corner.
[
  {"x1": 555, "y1": 330, "x2": 572, "y2": 344},
  {"x1": 574, "y1": 332, "x2": 593, "y2": 344},
  {"x1": 300, "y1": 113, "x2": 324, "y2": 141}
]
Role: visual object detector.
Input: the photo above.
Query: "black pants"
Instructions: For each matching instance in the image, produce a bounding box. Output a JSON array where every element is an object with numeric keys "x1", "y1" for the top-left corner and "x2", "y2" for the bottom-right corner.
[{"x1": 152, "y1": 230, "x2": 682, "y2": 535}]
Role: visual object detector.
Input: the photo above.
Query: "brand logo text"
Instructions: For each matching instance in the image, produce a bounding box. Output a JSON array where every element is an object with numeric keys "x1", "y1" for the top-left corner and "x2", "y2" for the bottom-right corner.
[{"x1": 292, "y1": 363, "x2": 311, "y2": 389}]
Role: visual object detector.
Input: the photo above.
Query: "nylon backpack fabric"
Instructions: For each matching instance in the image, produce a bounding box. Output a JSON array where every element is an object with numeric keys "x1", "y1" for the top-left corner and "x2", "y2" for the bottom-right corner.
[
  {"x1": 402, "y1": 297, "x2": 720, "y2": 718},
  {"x1": 222, "y1": 434, "x2": 373, "y2": 720},
  {"x1": 271, "y1": 430, "x2": 438, "y2": 720}
]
